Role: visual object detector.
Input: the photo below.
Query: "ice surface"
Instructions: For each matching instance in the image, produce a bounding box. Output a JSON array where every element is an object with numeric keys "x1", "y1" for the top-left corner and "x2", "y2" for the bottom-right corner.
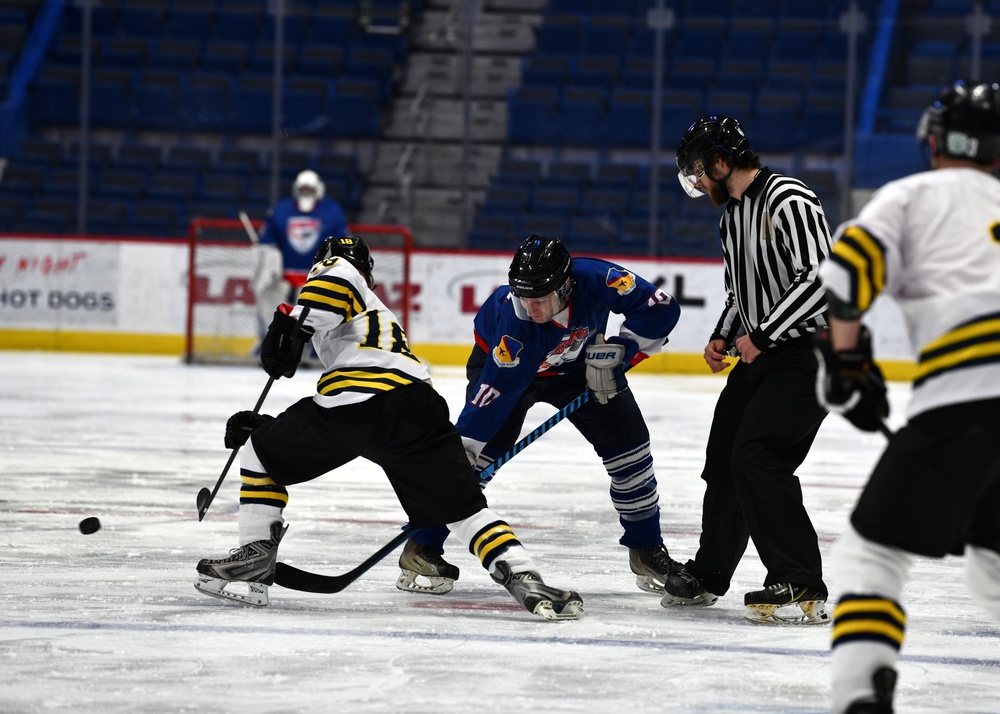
[{"x1": 1, "y1": 352, "x2": 997, "y2": 713}]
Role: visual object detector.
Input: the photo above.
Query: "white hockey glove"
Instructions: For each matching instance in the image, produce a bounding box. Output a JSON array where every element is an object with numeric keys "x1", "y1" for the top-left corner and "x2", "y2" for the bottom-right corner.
[{"x1": 585, "y1": 334, "x2": 628, "y2": 405}]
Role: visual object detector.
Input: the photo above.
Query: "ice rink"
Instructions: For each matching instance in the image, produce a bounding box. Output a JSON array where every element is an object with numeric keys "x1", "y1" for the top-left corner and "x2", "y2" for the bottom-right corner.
[{"x1": 2, "y1": 351, "x2": 997, "y2": 713}]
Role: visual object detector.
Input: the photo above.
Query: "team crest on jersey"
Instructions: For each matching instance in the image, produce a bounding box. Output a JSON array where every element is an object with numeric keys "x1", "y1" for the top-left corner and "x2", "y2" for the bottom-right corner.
[
  {"x1": 287, "y1": 217, "x2": 322, "y2": 254},
  {"x1": 493, "y1": 335, "x2": 523, "y2": 368},
  {"x1": 606, "y1": 267, "x2": 636, "y2": 295}
]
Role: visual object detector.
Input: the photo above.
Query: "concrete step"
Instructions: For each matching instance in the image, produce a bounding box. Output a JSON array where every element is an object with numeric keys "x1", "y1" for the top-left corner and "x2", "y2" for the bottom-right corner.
[
  {"x1": 401, "y1": 53, "x2": 522, "y2": 97},
  {"x1": 384, "y1": 96, "x2": 507, "y2": 142}
]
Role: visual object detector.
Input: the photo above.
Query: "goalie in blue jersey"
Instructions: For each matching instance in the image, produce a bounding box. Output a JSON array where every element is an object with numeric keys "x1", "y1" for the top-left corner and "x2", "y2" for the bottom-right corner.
[{"x1": 397, "y1": 235, "x2": 684, "y2": 598}]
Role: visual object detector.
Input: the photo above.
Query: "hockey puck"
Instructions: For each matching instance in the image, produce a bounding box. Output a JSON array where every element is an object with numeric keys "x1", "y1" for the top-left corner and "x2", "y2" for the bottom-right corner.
[{"x1": 79, "y1": 517, "x2": 102, "y2": 535}]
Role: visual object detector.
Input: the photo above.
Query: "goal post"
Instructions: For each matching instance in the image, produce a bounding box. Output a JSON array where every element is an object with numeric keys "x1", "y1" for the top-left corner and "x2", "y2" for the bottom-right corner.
[{"x1": 185, "y1": 218, "x2": 413, "y2": 364}]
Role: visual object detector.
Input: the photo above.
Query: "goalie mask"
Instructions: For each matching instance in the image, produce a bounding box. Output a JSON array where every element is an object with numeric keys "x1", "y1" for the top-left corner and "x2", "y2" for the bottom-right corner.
[
  {"x1": 314, "y1": 235, "x2": 376, "y2": 289},
  {"x1": 917, "y1": 81, "x2": 1000, "y2": 165},
  {"x1": 676, "y1": 115, "x2": 752, "y2": 197},
  {"x1": 292, "y1": 169, "x2": 325, "y2": 213}
]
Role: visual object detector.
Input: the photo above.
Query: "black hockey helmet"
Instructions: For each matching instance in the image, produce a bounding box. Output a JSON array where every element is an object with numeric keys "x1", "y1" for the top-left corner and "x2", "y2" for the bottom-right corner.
[
  {"x1": 676, "y1": 115, "x2": 752, "y2": 197},
  {"x1": 508, "y1": 235, "x2": 573, "y2": 300},
  {"x1": 917, "y1": 81, "x2": 1000, "y2": 165},
  {"x1": 314, "y1": 235, "x2": 376, "y2": 289}
]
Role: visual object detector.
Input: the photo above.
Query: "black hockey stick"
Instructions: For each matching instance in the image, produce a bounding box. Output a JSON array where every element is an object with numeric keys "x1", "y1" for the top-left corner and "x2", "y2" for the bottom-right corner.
[
  {"x1": 274, "y1": 527, "x2": 415, "y2": 593},
  {"x1": 272, "y1": 362, "x2": 639, "y2": 593},
  {"x1": 196, "y1": 306, "x2": 310, "y2": 521}
]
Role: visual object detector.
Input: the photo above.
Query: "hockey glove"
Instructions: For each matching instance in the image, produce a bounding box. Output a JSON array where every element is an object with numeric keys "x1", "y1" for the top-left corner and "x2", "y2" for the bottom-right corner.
[
  {"x1": 260, "y1": 304, "x2": 315, "y2": 379},
  {"x1": 814, "y1": 327, "x2": 889, "y2": 433},
  {"x1": 224, "y1": 411, "x2": 275, "y2": 449},
  {"x1": 585, "y1": 334, "x2": 629, "y2": 405}
]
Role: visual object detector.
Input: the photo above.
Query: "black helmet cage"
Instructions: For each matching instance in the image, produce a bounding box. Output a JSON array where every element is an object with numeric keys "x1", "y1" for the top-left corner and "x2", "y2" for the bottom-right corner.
[
  {"x1": 314, "y1": 235, "x2": 376, "y2": 289},
  {"x1": 508, "y1": 235, "x2": 574, "y2": 301},
  {"x1": 917, "y1": 81, "x2": 1000, "y2": 165}
]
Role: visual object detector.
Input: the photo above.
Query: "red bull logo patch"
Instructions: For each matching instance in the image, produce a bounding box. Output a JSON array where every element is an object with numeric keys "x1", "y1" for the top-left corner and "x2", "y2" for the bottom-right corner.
[
  {"x1": 606, "y1": 267, "x2": 636, "y2": 295},
  {"x1": 493, "y1": 335, "x2": 523, "y2": 368}
]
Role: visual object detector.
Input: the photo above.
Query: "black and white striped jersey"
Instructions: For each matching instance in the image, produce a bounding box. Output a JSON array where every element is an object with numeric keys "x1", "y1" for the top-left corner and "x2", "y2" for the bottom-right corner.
[
  {"x1": 820, "y1": 167, "x2": 1000, "y2": 419},
  {"x1": 290, "y1": 256, "x2": 430, "y2": 408},
  {"x1": 712, "y1": 168, "x2": 833, "y2": 349}
]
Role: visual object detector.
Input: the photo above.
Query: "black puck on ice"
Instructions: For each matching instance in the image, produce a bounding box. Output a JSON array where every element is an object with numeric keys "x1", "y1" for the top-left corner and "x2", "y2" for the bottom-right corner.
[{"x1": 79, "y1": 517, "x2": 102, "y2": 535}]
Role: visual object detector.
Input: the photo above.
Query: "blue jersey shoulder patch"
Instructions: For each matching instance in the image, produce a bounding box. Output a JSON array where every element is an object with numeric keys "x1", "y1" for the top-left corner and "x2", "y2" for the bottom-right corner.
[
  {"x1": 492, "y1": 335, "x2": 523, "y2": 367},
  {"x1": 606, "y1": 267, "x2": 636, "y2": 295}
]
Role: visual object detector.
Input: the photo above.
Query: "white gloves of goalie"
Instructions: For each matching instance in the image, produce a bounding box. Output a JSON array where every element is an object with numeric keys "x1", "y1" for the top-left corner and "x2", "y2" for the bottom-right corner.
[{"x1": 585, "y1": 334, "x2": 628, "y2": 404}]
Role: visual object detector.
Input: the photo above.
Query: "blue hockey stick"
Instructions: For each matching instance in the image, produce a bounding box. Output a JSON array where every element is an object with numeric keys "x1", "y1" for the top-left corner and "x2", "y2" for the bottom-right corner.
[{"x1": 477, "y1": 389, "x2": 591, "y2": 481}]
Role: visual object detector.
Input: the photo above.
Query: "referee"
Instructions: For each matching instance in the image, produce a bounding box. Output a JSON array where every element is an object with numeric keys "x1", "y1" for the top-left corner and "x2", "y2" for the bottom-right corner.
[{"x1": 662, "y1": 116, "x2": 833, "y2": 625}]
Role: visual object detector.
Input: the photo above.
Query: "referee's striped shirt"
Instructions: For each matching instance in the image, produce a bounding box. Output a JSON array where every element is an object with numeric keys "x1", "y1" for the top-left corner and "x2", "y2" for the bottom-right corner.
[{"x1": 711, "y1": 168, "x2": 833, "y2": 350}]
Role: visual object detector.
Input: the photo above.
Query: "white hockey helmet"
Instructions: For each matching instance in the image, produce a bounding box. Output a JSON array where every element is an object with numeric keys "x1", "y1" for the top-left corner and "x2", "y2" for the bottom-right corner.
[{"x1": 292, "y1": 169, "x2": 325, "y2": 212}]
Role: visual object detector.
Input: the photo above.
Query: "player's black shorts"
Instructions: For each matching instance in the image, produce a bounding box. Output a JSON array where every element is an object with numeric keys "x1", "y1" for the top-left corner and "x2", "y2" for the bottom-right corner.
[
  {"x1": 249, "y1": 382, "x2": 487, "y2": 528},
  {"x1": 852, "y1": 397, "x2": 1000, "y2": 557}
]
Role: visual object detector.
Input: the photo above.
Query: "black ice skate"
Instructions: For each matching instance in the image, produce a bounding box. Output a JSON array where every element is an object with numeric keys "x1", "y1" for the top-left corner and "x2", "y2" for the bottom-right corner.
[
  {"x1": 629, "y1": 543, "x2": 684, "y2": 594},
  {"x1": 743, "y1": 582, "x2": 830, "y2": 625},
  {"x1": 395, "y1": 538, "x2": 460, "y2": 595},
  {"x1": 845, "y1": 667, "x2": 897, "y2": 714},
  {"x1": 660, "y1": 567, "x2": 719, "y2": 607},
  {"x1": 491, "y1": 561, "x2": 584, "y2": 621},
  {"x1": 194, "y1": 521, "x2": 287, "y2": 607}
]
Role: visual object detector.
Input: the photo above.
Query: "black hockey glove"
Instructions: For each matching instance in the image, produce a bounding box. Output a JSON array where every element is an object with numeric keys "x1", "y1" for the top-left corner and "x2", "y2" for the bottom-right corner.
[
  {"x1": 224, "y1": 411, "x2": 275, "y2": 449},
  {"x1": 814, "y1": 327, "x2": 889, "y2": 433},
  {"x1": 260, "y1": 304, "x2": 315, "y2": 379},
  {"x1": 585, "y1": 334, "x2": 629, "y2": 404}
]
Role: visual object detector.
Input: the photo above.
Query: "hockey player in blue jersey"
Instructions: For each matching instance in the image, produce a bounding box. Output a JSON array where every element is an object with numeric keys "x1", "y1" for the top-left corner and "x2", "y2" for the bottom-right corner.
[
  {"x1": 257, "y1": 169, "x2": 349, "y2": 297},
  {"x1": 396, "y1": 235, "x2": 685, "y2": 597},
  {"x1": 254, "y1": 169, "x2": 349, "y2": 359}
]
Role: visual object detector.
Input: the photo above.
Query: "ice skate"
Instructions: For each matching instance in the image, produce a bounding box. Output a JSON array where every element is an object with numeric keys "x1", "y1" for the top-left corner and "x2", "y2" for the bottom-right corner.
[
  {"x1": 629, "y1": 543, "x2": 684, "y2": 594},
  {"x1": 194, "y1": 522, "x2": 287, "y2": 607},
  {"x1": 845, "y1": 667, "x2": 897, "y2": 714},
  {"x1": 491, "y1": 561, "x2": 584, "y2": 621},
  {"x1": 743, "y1": 582, "x2": 830, "y2": 625},
  {"x1": 660, "y1": 568, "x2": 719, "y2": 607},
  {"x1": 395, "y1": 538, "x2": 460, "y2": 595}
]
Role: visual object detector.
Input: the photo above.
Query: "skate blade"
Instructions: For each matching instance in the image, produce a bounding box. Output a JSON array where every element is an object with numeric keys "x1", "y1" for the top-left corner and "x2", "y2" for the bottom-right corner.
[
  {"x1": 532, "y1": 597, "x2": 585, "y2": 621},
  {"x1": 743, "y1": 600, "x2": 830, "y2": 625},
  {"x1": 395, "y1": 569, "x2": 455, "y2": 595},
  {"x1": 634, "y1": 574, "x2": 666, "y2": 594},
  {"x1": 660, "y1": 592, "x2": 718, "y2": 608},
  {"x1": 194, "y1": 575, "x2": 270, "y2": 607}
]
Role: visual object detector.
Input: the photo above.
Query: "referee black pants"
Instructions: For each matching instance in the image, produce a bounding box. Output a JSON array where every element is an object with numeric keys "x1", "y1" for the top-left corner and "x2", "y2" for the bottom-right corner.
[{"x1": 688, "y1": 341, "x2": 828, "y2": 596}]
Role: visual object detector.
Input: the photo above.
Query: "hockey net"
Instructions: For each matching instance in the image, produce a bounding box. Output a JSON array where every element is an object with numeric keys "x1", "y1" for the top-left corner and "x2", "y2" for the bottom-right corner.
[{"x1": 185, "y1": 219, "x2": 413, "y2": 364}]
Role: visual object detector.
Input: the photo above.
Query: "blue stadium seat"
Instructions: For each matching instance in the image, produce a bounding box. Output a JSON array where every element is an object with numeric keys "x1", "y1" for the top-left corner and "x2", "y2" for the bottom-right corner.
[
  {"x1": 532, "y1": 186, "x2": 579, "y2": 217},
  {"x1": 117, "y1": 7, "x2": 164, "y2": 38},
  {"x1": 608, "y1": 89, "x2": 651, "y2": 148},
  {"x1": 507, "y1": 86, "x2": 560, "y2": 145},
  {"x1": 177, "y1": 73, "x2": 231, "y2": 132},
  {"x1": 212, "y1": 6, "x2": 261, "y2": 43},
  {"x1": 535, "y1": 16, "x2": 581, "y2": 56},
  {"x1": 547, "y1": 160, "x2": 592, "y2": 189},
  {"x1": 560, "y1": 87, "x2": 606, "y2": 146}
]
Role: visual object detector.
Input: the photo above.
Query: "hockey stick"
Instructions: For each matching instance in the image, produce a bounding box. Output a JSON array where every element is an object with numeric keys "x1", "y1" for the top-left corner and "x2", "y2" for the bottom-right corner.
[
  {"x1": 477, "y1": 388, "x2": 591, "y2": 481},
  {"x1": 275, "y1": 527, "x2": 415, "y2": 594},
  {"x1": 238, "y1": 210, "x2": 260, "y2": 245},
  {"x1": 272, "y1": 364, "x2": 638, "y2": 593},
  {"x1": 196, "y1": 306, "x2": 311, "y2": 521}
]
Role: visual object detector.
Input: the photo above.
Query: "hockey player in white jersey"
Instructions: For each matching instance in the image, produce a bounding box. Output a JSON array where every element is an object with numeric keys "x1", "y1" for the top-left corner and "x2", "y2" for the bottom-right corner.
[
  {"x1": 815, "y1": 81, "x2": 1000, "y2": 713},
  {"x1": 195, "y1": 235, "x2": 584, "y2": 621}
]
